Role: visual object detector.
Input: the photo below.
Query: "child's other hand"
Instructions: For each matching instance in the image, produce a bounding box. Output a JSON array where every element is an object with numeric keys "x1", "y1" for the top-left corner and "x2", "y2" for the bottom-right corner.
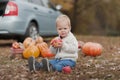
[
  {"x1": 54, "y1": 41, "x2": 62, "y2": 48},
  {"x1": 50, "y1": 37, "x2": 58, "y2": 45},
  {"x1": 50, "y1": 37, "x2": 62, "y2": 48}
]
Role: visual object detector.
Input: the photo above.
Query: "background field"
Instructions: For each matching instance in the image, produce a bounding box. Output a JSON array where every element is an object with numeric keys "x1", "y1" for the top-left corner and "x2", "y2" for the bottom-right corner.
[{"x1": 0, "y1": 35, "x2": 120, "y2": 80}]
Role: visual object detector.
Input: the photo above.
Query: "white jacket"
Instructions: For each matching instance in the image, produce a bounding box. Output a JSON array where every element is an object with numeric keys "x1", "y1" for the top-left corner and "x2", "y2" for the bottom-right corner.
[{"x1": 50, "y1": 32, "x2": 78, "y2": 61}]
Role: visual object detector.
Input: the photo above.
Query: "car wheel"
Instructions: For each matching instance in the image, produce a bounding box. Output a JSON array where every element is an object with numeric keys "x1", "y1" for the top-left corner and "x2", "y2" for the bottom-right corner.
[
  {"x1": 17, "y1": 22, "x2": 39, "y2": 42},
  {"x1": 25, "y1": 22, "x2": 39, "y2": 40}
]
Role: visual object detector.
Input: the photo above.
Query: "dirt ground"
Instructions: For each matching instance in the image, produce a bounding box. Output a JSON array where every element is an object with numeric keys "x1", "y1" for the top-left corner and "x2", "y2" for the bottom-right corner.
[{"x1": 0, "y1": 35, "x2": 120, "y2": 80}]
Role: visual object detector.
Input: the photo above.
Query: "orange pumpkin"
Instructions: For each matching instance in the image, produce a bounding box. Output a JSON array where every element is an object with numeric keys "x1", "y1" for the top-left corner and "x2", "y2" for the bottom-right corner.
[
  {"x1": 35, "y1": 36, "x2": 43, "y2": 44},
  {"x1": 37, "y1": 42, "x2": 48, "y2": 51},
  {"x1": 23, "y1": 45, "x2": 40, "y2": 59},
  {"x1": 82, "y1": 42, "x2": 103, "y2": 56},
  {"x1": 23, "y1": 37, "x2": 35, "y2": 48},
  {"x1": 41, "y1": 49, "x2": 55, "y2": 57},
  {"x1": 37, "y1": 42, "x2": 55, "y2": 57}
]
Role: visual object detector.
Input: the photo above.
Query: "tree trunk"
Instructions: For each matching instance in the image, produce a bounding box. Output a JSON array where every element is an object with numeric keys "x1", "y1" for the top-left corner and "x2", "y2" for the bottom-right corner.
[{"x1": 72, "y1": 0, "x2": 78, "y2": 32}]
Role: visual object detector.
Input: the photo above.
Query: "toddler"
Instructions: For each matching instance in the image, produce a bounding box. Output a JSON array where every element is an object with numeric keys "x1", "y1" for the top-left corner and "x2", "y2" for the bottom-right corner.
[{"x1": 28, "y1": 15, "x2": 78, "y2": 72}]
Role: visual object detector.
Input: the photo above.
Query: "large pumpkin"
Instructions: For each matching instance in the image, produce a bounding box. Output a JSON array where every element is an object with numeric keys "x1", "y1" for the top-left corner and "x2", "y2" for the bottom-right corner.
[
  {"x1": 23, "y1": 45, "x2": 40, "y2": 58},
  {"x1": 37, "y1": 42, "x2": 55, "y2": 57},
  {"x1": 82, "y1": 42, "x2": 103, "y2": 56},
  {"x1": 23, "y1": 37, "x2": 35, "y2": 49}
]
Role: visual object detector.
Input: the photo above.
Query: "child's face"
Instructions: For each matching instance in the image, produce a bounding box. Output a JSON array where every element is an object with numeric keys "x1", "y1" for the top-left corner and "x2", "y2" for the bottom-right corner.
[{"x1": 56, "y1": 21, "x2": 70, "y2": 38}]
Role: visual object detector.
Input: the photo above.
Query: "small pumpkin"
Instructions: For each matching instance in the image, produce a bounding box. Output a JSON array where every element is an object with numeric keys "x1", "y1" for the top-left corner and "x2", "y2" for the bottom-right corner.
[
  {"x1": 37, "y1": 42, "x2": 55, "y2": 57},
  {"x1": 23, "y1": 45, "x2": 40, "y2": 59},
  {"x1": 23, "y1": 37, "x2": 35, "y2": 48},
  {"x1": 82, "y1": 42, "x2": 103, "y2": 56},
  {"x1": 37, "y1": 42, "x2": 48, "y2": 51},
  {"x1": 35, "y1": 36, "x2": 43, "y2": 44}
]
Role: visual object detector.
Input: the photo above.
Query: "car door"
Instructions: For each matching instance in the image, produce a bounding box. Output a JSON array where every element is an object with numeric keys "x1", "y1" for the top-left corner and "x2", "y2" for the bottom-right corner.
[
  {"x1": 40, "y1": 0, "x2": 59, "y2": 35},
  {"x1": 30, "y1": 0, "x2": 57, "y2": 35},
  {"x1": 31, "y1": 0, "x2": 52, "y2": 35}
]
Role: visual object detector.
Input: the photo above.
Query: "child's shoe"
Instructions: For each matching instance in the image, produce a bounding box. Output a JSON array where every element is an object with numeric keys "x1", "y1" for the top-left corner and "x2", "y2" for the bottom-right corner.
[
  {"x1": 41, "y1": 58, "x2": 50, "y2": 72},
  {"x1": 28, "y1": 56, "x2": 36, "y2": 71}
]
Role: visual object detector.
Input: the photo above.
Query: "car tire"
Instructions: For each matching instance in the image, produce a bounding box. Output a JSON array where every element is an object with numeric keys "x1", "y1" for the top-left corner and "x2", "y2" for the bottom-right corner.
[
  {"x1": 17, "y1": 22, "x2": 39, "y2": 42},
  {"x1": 25, "y1": 22, "x2": 39, "y2": 40}
]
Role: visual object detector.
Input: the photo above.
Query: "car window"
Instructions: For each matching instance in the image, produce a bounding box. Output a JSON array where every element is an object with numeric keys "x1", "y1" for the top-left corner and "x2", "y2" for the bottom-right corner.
[
  {"x1": 40, "y1": 0, "x2": 54, "y2": 8},
  {"x1": 13, "y1": 0, "x2": 30, "y2": 2},
  {"x1": 31, "y1": 0, "x2": 44, "y2": 6},
  {"x1": 41, "y1": 0, "x2": 49, "y2": 7}
]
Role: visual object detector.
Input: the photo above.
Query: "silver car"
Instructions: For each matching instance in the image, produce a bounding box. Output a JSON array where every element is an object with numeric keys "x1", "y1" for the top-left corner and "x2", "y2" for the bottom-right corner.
[{"x1": 0, "y1": 0, "x2": 62, "y2": 41}]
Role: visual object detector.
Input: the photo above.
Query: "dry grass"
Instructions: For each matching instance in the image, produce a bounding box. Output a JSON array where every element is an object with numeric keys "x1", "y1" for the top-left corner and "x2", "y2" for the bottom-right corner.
[{"x1": 0, "y1": 35, "x2": 120, "y2": 80}]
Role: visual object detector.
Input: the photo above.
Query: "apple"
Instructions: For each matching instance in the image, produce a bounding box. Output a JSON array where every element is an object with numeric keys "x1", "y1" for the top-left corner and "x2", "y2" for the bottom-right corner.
[
  {"x1": 78, "y1": 41, "x2": 85, "y2": 49},
  {"x1": 12, "y1": 42, "x2": 20, "y2": 49},
  {"x1": 51, "y1": 38, "x2": 62, "y2": 47},
  {"x1": 62, "y1": 66, "x2": 71, "y2": 74}
]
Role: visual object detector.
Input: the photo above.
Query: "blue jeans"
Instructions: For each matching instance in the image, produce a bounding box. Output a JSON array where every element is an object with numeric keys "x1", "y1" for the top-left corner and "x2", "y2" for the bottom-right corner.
[
  {"x1": 49, "y1": 59, "x2": 76, "y2": 72},
  {"x1": 36, "y1": 59, "x2": 76, "y2": 72}
]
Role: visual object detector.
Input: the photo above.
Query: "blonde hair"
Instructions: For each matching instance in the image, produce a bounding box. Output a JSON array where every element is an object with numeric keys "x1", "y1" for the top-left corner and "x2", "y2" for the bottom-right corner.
[{"x1": 56, "y1": 15, "x2": 71, "y2": 28}]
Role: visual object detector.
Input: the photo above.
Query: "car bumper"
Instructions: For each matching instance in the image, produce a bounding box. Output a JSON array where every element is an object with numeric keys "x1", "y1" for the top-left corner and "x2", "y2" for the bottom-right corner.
[{"x1": 0, "y1": 16, "x2": 27, "y2": 35}]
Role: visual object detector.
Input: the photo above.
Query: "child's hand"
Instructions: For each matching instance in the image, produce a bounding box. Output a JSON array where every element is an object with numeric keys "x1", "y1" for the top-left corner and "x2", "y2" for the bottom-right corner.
[
  {"x1": 50, "y1": 37, "x2": 62, "y2": 48},
  {"x1": 54, "y1": 41, "x2": 62, "y2": 48}
]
